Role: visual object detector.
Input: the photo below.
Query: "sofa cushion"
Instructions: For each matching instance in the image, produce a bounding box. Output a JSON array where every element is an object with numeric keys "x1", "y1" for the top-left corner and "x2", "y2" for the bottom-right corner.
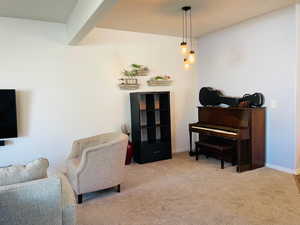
[{"x1": 0, "y1": 158, "x2": 49, "y2": 186}]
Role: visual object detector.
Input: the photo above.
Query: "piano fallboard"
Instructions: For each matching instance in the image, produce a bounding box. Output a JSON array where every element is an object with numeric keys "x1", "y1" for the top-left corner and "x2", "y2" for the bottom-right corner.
[{"x1": 198, "y1": 106, "x2": 251, "y2": 129}]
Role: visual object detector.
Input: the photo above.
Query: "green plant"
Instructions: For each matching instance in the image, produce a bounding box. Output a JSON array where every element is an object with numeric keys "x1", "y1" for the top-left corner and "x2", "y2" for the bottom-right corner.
[
  {"x1": 131, "y1": 64, "x2": 142, "y2": 69},
  {"x1": 150, "y1": 75, "x2": 171, "y2": 81},
  {"x1": 121, "y1": 64, "x2": 149, "y2": 77},
  {"x1": 155, "y1": 76, "x2": 164, "y2": 80},
  {"x1": 122, "y1": 69, "x2": 138, "y2": 77}
]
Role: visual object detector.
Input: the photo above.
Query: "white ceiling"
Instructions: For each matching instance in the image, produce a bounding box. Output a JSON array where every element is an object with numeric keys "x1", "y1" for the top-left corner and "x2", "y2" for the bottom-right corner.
[
  {"x1": 0, "y1": 0, "x2": 296, "y2": 38},
  {"x1": 96, "y1": 0, "x2": 296, "y2": 37},
  {"x1": 0, "y1": 0, "x2": 78, "y2": 23}
]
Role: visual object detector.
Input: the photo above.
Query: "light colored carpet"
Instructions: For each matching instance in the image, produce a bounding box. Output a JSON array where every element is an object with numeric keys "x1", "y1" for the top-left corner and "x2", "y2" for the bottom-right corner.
[{"x1": 77, "y1": 153, "x2": 300, "y2": 225}]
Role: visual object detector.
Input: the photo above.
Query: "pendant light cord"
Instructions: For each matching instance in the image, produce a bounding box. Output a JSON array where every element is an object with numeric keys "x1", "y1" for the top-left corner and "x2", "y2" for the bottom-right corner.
[
  {"x1": 190, "y1": 9, "x2": 193, "y2": 50},
  {"x1": 182, "y1": 9, "x2": 185, "y2": 42},
  {"x1": 185, "y1": 10, "x2": 188, "y2": 43}
]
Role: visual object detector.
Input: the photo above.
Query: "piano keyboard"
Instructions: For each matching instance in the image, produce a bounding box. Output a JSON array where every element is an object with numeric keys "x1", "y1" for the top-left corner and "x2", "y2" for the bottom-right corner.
[{"x1": 191, "y1": 126, "x2": 237, "y2": 136}]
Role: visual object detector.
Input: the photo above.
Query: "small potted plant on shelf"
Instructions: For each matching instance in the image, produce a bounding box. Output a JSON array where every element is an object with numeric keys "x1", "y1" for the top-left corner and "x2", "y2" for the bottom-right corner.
[
  {"x1": 131, "y1": 64, "x2": 149, "y2": 76},
  {"x1": 118, "y1": 64, "x2": 149, "y2": 90},
  {"x1": 119, "y1": 69, "x2": 139, "y2": 90},
  {"x1": 147, "y1": 75, "x2": 172, "y2": 86}
]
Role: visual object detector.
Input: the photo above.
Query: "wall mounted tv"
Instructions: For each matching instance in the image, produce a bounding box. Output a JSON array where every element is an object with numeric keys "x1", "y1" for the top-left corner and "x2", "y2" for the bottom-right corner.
[{"x1": 0, "y1": 90, "x2": 17, "y2": 139}]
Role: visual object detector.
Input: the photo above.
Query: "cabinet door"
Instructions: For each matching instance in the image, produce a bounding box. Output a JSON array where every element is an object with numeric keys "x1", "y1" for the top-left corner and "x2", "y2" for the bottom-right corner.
[{"x1": 140, "y1": 142, "x2": 171, "y2": 163}]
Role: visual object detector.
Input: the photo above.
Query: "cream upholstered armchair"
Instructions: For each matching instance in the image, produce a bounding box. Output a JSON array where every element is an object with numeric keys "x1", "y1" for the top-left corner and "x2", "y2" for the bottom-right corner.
[{"x1": 66, "y1": 132, "x2": 128, "y2": 204}]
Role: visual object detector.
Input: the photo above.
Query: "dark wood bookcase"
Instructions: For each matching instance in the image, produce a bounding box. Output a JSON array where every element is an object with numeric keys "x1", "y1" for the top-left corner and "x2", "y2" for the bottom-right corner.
[{"x1": 130, "y1": 92, "x2": 172, "y2": 163}]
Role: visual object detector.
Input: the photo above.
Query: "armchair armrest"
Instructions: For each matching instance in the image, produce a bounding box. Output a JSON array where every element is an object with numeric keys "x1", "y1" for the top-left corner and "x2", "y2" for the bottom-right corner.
[
  {"x1": 68, "y1": 141, "x2": 81, "y2": 159},
  {"x1": 66, "y1": 158, "x2": 80, "y2": 194}
]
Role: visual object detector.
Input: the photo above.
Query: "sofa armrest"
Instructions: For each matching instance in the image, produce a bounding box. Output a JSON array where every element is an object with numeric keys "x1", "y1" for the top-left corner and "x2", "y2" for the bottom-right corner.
[
  {"x1": 55, "y1": 173, "x2": 76, "y2": 225},
  {"x1": 0, "y1": 177, "x2": 62, "y2": 225}
]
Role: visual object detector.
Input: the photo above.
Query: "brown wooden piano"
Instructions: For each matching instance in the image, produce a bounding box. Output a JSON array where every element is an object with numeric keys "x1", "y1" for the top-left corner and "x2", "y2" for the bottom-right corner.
[{"x1": 189, "y1": 107, "x2": 266, "y2": 172}]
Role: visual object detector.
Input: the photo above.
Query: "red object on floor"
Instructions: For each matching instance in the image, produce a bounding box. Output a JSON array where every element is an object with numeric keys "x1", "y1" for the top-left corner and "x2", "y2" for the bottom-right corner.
[{"x1": 125, "y1": 141, "x2": 134, "y2": 165}]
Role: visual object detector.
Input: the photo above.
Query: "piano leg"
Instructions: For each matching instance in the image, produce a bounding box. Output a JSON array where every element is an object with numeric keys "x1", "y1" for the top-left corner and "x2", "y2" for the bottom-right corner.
[
  {"x1": 221, "y1": 160, "x2": 224, "y2": 169},
  {"x1": 237, "y1": 140, "x2": 241, "y2": 172},
  {"x1": 236, "y1": 140, "x2": 251, "y2": 172},
  {"x1": 232, "y1": 153, "x2": 235, "y2": 166}
]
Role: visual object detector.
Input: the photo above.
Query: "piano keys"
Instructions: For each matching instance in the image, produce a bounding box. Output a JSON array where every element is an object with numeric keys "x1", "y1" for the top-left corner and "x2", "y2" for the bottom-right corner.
[
  {"x1": 191, "y1": 126, "x2": 238, "y2": 136},
  {"x1": 189, "y1": 107, "x2": 266, "y2": 172},
  {"x1": 190, "y1": 124, "x2": 250, "y2": 140}
]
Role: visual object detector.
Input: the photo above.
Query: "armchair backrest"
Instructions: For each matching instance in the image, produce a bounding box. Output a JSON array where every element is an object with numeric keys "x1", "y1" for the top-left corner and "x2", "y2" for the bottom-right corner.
[{"x1": 69, "y1": 132, "x2": 127, "y2": 159}]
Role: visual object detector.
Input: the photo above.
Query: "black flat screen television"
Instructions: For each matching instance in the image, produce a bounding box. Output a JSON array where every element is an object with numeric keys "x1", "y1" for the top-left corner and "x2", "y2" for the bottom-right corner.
[{"x1": 0, "y1": 90, "x2": 17, "y2": 139}]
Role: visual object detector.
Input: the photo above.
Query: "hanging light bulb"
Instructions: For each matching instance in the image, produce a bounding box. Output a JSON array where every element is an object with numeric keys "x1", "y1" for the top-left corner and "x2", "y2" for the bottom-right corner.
[
  {"x1": 184, "y1": 58, "x2": 190, "y2": 70},
  {"x1": 187, "y1": 7, "x2": 195, "y2": 64},
  {"x1": 180, "y1": 42, "x2": 188, "y2": 55},
  {"x1": 188, "y1": 50, "x2": 195, "y2": 64}
]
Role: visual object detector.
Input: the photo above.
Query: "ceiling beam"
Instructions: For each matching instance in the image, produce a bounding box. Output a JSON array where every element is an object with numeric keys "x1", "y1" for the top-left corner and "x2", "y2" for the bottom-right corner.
[{"x1": 66, "y1": 0, "x2": 118, "y2": 45}]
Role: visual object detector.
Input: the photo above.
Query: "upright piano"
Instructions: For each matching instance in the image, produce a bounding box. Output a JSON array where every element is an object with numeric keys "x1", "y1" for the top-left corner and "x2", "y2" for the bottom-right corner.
[{"x1": 189, "y1": 107, "x2": 266, "y2": 172}]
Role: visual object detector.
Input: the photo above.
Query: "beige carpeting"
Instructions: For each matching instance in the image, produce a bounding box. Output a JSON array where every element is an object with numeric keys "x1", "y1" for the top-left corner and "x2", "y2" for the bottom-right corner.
[{"x1": 77, "y1": 153, "x2": 300, "y2": 225}]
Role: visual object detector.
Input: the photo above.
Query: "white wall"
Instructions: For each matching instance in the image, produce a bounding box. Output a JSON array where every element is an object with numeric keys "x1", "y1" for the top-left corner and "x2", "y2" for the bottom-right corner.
[
  {"x1": 0, "y1": 17, "x2": 198, "y2": 171},
  {"x1": 296, "y1": 3, "x2": 300, "y2": 172},
  {"x1": 197, "y1": 6, "x2": 297, "y2": 171}
]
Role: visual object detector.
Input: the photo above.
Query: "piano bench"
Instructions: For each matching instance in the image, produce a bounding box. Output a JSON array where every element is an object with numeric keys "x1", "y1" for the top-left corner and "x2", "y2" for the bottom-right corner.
[{"x1": 195, "y1": 141, "x2": 235, "y2": 169}]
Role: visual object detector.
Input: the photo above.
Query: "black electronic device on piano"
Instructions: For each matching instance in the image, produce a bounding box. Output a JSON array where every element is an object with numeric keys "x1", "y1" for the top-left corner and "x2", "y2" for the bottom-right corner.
[{"x1": 199, "y1": 87, "x2": 264, "y2": 107}]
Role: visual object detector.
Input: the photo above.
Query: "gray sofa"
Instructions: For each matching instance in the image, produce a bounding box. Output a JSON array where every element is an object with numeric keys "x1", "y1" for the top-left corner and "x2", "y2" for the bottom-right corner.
[{"x1": 0, "y1": 173, "x2": 76, "y2": 225}]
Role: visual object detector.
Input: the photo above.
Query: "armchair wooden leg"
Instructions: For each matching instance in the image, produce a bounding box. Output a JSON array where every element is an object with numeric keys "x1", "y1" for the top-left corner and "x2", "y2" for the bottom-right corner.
[
  {"x1": 116, "y1": 184, "x2": 121, "y2": 193},
  {"x1": 77, "y1": 194, "x2": 83, "y2": 204}
]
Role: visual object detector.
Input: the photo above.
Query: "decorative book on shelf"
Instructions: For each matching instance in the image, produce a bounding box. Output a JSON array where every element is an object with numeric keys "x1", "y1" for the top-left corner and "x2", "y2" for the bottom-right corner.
[{"x1": 130, "y1": 92, "x2": 172, "y2": 163}]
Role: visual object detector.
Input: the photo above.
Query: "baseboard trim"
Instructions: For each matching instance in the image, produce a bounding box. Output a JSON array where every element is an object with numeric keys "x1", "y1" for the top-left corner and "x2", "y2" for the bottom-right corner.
[
  {"x1": 174, "y1": 148, "x2": 188, "y2": 153},
  {"x1": 266, "y1": 163, "x2": 295, "y2": 174},
  {"x1": 171, "y1": 153, "x2": 297, "y2": 174}
]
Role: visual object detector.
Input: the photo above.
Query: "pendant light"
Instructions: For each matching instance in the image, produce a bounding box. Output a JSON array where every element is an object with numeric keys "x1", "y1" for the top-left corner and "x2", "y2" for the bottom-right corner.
[
  {"x1": 184, "y1": 58, "x2": 190, "y2": 70},
  {"x1": 180, "y1": 42, "x2": 188, "y2": 55},
  {"x1": 180, "y1": 6, "x2": 195, "y2": 67},
  {"x1": 188, "y1": 6, "x2": 195, "y2": 64},
  {"x1": 188, "y1": 51, "x2": 195, "y2": 64}
]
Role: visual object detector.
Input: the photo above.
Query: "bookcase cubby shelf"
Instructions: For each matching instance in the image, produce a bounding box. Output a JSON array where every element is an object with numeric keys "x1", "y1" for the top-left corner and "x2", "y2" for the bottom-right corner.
[{"x1": 130, "y1": 92, "x2": 172, "y2": 163}]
